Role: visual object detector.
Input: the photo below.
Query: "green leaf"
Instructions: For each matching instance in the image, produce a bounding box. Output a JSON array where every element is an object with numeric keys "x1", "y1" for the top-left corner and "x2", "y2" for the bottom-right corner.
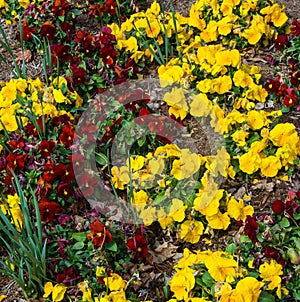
[
  {"x1": 201, "y1": 271, "x2": 214, "y2": 287},
  {"x1": 240, "y1": 234, "x2": 252, "y2": 243},
  {"x1": 258, "y1": 291, "x2": 275, "y2": 302},
  {"x1": 72, "y1": 242, "x2": 85, "y2": 250},
  {"x1": 293, "y1": 290, "x2": 300, "y2": 300},
  {"x1": 95, "y1": 152, "x2": 109, "y2": 165},
  {"x1": 69, "y1": 8, "x2": 82, "y2": 15},
  {"x1": 72, "y1": 232, "x2": 87, "y2": 242},
  {"x1": 105, "y1": 241, "x2": 118, "y2": 252},
  {"x1": 279, "y1": 217, "x2": 290, "y2": 228},
  {"x1": 225, "y1": 243, "x2": 237, "y2": 254}
]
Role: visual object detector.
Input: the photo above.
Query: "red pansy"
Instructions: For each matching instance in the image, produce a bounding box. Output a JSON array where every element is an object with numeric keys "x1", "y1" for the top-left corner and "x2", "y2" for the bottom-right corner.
[
  {"x1": 71, "y1": 65, "x2": 87, "y2": 86},
  {"x1": 51, "y1": 0, "x2": 70, "y2": 16},
  {"x1": 40, "y1": 21, "x2": 56, "y2": 41},
  {"x1": 126, "y1": 234, "x2": 148, "y2": 259},
  {"x1": 76, "y1": 173, "x2": 98, "y2": 196},
  {"x1": 283, "y1": 88, "x2": 297, "y2": 107},
  {"x1": 38, "y1": 198, "x2": 63, "y2": 222},
  {"x1": 57, "y1": 182, "x2": 73, "y2": 200},
  {"x1": 244, "y1": 215, "x2": 259, "y2": 243},
  {"x1": 39, "y1": 140, "x2": 56, "y2": 157},
  {"x1": 291, "y1": 19, "x2": 300, "y2": 36},
  {"x1": 59, "y1": 124, "x2": 75, "y2": 147},
  {"x1": 86, "y1": 219, "x2": 112, "y2": 247}
]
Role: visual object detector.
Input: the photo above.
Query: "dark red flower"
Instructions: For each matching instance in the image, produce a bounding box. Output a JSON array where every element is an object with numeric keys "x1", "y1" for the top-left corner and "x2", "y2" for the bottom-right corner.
[
  {"x1": 17, "y1": 21, "x2": 35, "y2": 41},
  {"x1": 105, "y1": 0, "x2": 117, "y2": 15},
  {"x1": 244, "y1": 215, "x2": 259, "y2": 243},
  {"x1": 126, "y1": 234, "x2": 148, "y2": 259},
  {"x1": 77, "y1": 173, "x2": 98, "y2": 196},
  {"x1": 56, "y1": 266, "x2": 80, "y2": 284},
  {"x1": 39, "y1": 140, "x2": 55, "y2": 157},
  {"x1": 283, "y1": 88, "x2": 297, "y2": 107},
  {"x1": 8, "y1": 137, "x2": 25, "y2": 150},
  {"x1": 273, "y1": 34, "x2": 289, "y2": 50},
  {"x1": 74, "y1": 30, "x2": 96, "y2": 56},
  {"x1": 40, "y1": 21, "x2": 56, "y2": 41},
  {"x1": 36, "y1": 176, "x2": 52, "y2": 197},
  {"x1": 264, "y1": 246, "x2": 286, "y2": 266},
  {"x1": 291, "y1": 19, "x2": 300, "y2": 36},
  {"x1": 88, "y1": 3, "x2": 105, "y2": 18},
  {"x1": 57, "y1": 182, "x2": 73, "y2": 200},
  {"x1": 59, "y1": 124, "x2": 74, "y2": 147},
  {"x1": 60, "y1": 21, "x2": 75, "y2": 41},
  {"x1": 38, "y1": 198, "x2": 63, "y2": 222},
  {"x1": 43, "y1": 161, "x2": 56, "y2": 182},
  {"x1": 51, "y1": 0, "x2": 70, "y2": 16},
  {"x1": 25, "y1": 116, "x2": 46, "y2": 136},
  {"x1": 264, "y1": 78, "x2": 281, "y2": 93},
  {"x1": 51, "y1": 44, "x2": 72, "y2": 64},
  {"x1": 71, "y1": 65, "x2": 87, "y2": 86},
  {"x1": 272, "y1": 199, "x2": 285, "y2": 215},
  {"x1": 290, "y1": 70, "x2": 300, "y2": 86},
  {"x1": 57, "y1": 238, "x2": 72, "y2": 259},
  {"x1": 87, "y1": 219, "x2": 112, "y2": 247}
]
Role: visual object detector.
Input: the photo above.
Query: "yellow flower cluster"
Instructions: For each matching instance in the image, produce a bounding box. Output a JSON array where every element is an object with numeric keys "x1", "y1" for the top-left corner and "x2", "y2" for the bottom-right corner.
[
  {"x1": 111, "y1": 144, "x2": 253, "y2": 242},
  {"x1": 0, "y1": 193, "x2": 24, "y2": 232},
  {"x1": 0, "y1": 77, "x2": 82, "y2": 132},
  {"x1": 168, "y1": 248, "x2": 288, "y2": 301}
]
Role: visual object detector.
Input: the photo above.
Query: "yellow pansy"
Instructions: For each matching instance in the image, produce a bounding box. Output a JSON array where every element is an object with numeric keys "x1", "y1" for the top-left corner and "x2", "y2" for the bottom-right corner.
[
  {"x1": 269, "y1": 123, "x2": 299, "y2": 147},
  {"x1": 138, "y1": 205, "x2": 156, "y2": 226},
  {"x1": 148, "y1": 157, "x2": 164, "y2": 175},
  {"x1": 111, "y1": 166, "x2": 130, "y2": 190},
  {"x1": 164, "y1": 87, "x2": 188, "y2": 120},
  {"x1": 171, "y1": 149, "x2": 201, "y2": 180},
  {"x1": 204, "y1": 251, "x2": 237, "y2": 282},
  {"x1": 128, "y1": 155, "x2": 145, "y2": 171},
  {"x1": 180, "y1": 219, "x2": 204, "y2": 244},
  {"x1": 145, "y1": 20, "x2": 161, "y2": 38},
  {"x1": 259, "y1": 260, "x2": 283, "y2": 293},
  {"x1": 231, "y1": 129, "x2": 249, "y2": 147},
  {"x1": 118, "y1": 36, "x2": 138, "y2": 52},
  {"x1": 212, "y1": 75, "x2": 232, "y2": 94},
  {"x1": 227, "y1": 197, "x2": 254, "y2": 221},
  {"x1": 260, "y1": 156, "x2": 282, "y2": 177},
  {"x1": 43, "y1": 282, "x2": 67, "y2": 302},
  {"x1": 53, "y1": 89, "x2": 71, "y2": 104},
  {"x1": 235, "y1": 277, "x2": 264, "y2": 302},
  {"x1": 246, "y1": 83, "x2": 268, "y2": 103},
  {"x1": 0, "y1": 112, "x2": 18, "y2": 132},
  {"x1": 132, "y1": 190, "x2": 148, "y2": 206},
  {"x1": 200, "y1": 21, "x2": 218, "y2": 43},
  {"x1": 247, "y1": 110, "x2": 266, "y2": 130},
  {"x1": 169, "y1": 198, "x2": 187, "y2": 222},
  {"x1": 233, "y1": 69, "x2": 253, "y2": 87},
  {"x1": 0, "y1": 0, "x2": 8, "y2": 8},
  {"x1": 260, "y1": 4, "x2": 288, "y2": 27},
  {"x1": 188, "y1": 3, "x2": 206, "y2": 30},
  {"x1": 169, "y1": 267, "x2": 195, "y2": 300},
  {"x1": 78, "y1": 281, "x2": 93, "y2": 302},
  {"x1": 189, "y1": 93, "x2": 212, "y2": 117},
  {"x1": 206, "y1": 211, "x2": 231, "y2": 230},
  {"x1": 239, "y1": 151, "x2": 261, "y2": 174},
  {"x1": 158, "y1": 64, "x2": 184, "y2": 87},
  {"x1": 154, "y1": 144, "x2": 181, "y2": 158},
  {"x1": 105, "y1": 273, "x2": 126, "y2": 291},
  {"x1": 196, "y1": 79, "x2": 214, "y2": 93}
]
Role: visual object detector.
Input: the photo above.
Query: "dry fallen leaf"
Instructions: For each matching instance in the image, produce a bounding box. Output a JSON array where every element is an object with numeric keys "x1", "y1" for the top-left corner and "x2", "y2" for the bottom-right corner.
[
  {"x1": 15, "y1": 49, "x2": 32, "y2": 64},
  {"x1": 151, "y1": 241, "x2": 177, "y2": 263}
]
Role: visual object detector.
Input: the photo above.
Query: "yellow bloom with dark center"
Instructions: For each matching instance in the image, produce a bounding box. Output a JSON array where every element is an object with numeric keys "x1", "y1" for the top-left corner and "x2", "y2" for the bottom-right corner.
[
  {"x1": 227, "y1": 197, "x2": 254, "y2": 221},
  {"x1": 204, "y1": 251, "x2": 237, "y2": 282},
  {"x1": 180, "y1": 219, "x2": 204, "y2": 244}
]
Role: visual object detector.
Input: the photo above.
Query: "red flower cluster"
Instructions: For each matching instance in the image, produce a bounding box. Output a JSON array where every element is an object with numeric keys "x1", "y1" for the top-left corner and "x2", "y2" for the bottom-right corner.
[
  {"x1": 244, "y1": 215, "x2": 259, "y2": 243},
  {"x1": 272, "y1": 190, "x2": 300, "y2": 218}
]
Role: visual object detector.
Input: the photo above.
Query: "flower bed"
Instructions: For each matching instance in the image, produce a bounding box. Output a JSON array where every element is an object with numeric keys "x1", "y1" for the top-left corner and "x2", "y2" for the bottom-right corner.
[{"x1": 0, "y1": 0, "x2": 299, "y2": 301}]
